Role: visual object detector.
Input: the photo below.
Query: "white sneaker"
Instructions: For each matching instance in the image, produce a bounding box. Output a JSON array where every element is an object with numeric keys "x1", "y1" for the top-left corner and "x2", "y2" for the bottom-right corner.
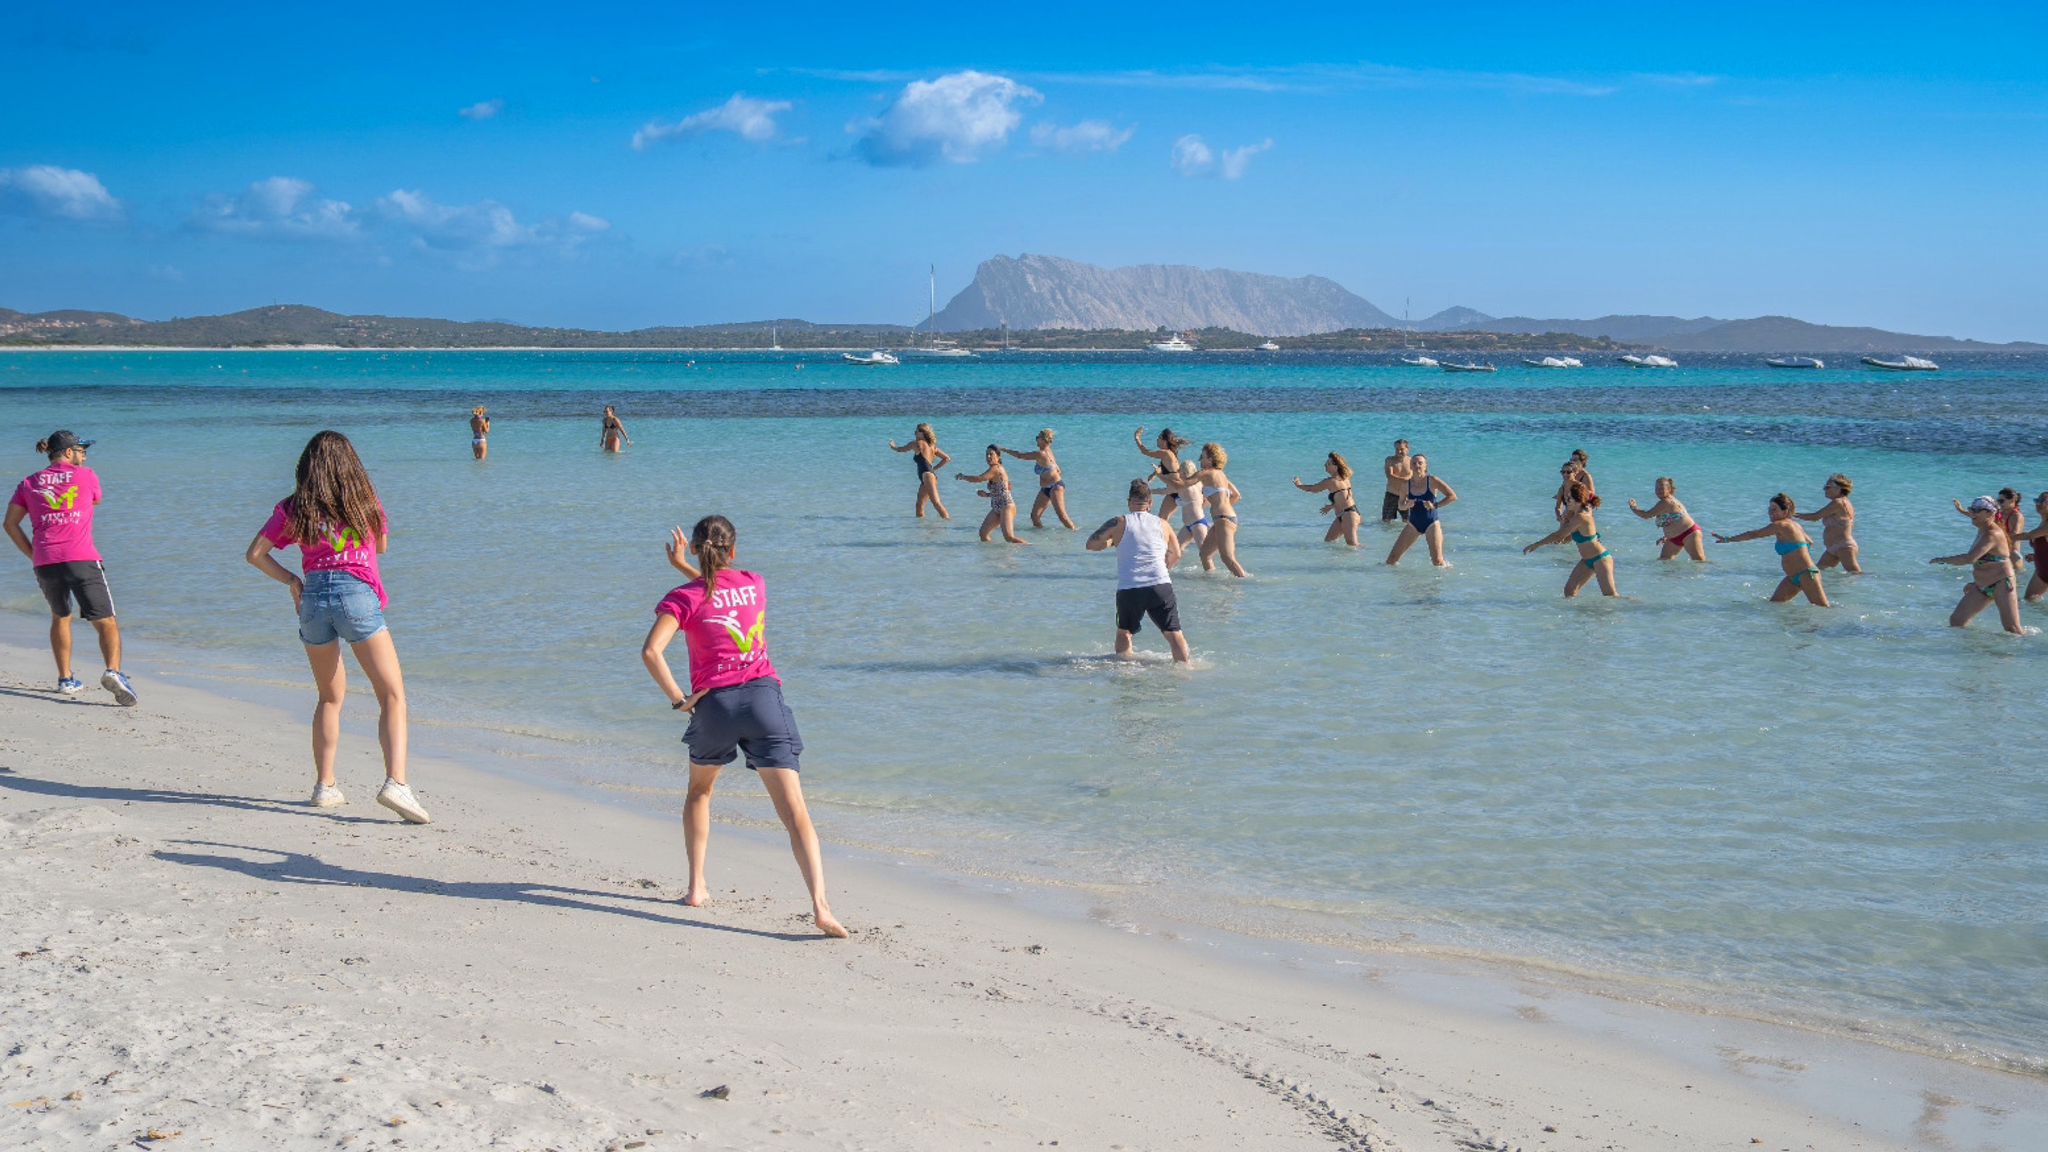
[
  {"x1": 376, "y1": 780, "x2": 432, "y2": 824},
  {"x1": 100, "y1": 669, "x2": 138, "y2": 707},
  {"x1": 312, "y1": 784, "x2": 346, "y2": 808}
]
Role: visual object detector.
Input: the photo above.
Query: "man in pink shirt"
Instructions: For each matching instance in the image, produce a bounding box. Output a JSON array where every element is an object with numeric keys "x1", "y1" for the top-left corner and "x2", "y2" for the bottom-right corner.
[{"x1": 5, "y1": 430, "x2": 137, "y2": 704}]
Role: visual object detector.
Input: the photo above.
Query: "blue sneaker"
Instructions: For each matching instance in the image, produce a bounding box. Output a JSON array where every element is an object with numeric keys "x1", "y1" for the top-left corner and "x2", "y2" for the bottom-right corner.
[
  {"x1": 100, "y1": 669, "x2": 138, "y2": 707},
  {"x1": 56, "y1": 677, "x2": 85, "y2": 695}
]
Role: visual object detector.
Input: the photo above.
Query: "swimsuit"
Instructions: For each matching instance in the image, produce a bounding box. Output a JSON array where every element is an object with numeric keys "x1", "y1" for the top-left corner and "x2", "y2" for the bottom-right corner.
[
  {"x1": 1775, "y1": 538, "x2": 1820, "y2": 585},
  {"x1": 1571, "y1": 529, "x2": 1609, "y2": 568},
  {"x1": 988, "y1": 476, "x2": 1013, "y2": 513},
  {"x1": 1404, "y1": 477, "x2": 1438, "y2": 533},
  {"x1": 914, "y1": 452, "x2": 936, "y2": 479},
  {"x1": 1329, "y1": 483, "x2": 1360, "y2": 520},
  {"x1": 1971, "y1": 555, "x2": 2013, "y2": 597},
  {"x1": 1655, "y1": 512, "x2": 1699, "y2": 548},
  {"x1": 1033, "y1": 461, "x2": 1064, "y2": 497}
]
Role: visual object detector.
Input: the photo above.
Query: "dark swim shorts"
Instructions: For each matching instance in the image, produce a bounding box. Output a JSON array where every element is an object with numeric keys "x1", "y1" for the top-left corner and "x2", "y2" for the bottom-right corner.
[
  {"x1": 684, "y1": 677, "x2": 803, "y2": 771},
  {"x1": 1380, "y1": 490, "x2": 1401, "y2": 522},
  {"x1": 35, "y1": 561, "x2": 115, "y2": 621},
  {"x1": 1114, "y1": 582, "x2": 1181, "y2": 635}
]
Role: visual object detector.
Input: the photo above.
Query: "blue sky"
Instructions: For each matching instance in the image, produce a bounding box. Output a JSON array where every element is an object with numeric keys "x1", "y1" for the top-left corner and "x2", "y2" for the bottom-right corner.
[{"x1": 4, "y1": 2, "x2": 2045, "y2": 339}]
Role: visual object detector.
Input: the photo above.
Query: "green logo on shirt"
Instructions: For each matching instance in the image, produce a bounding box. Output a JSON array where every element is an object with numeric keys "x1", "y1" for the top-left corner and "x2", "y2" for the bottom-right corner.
[
  {"x1": 705, "y1": 609, "x2": 766, "y2": 653},
  {"x1": 37, "y1": 486, "x2": 79, "y2": 511}
]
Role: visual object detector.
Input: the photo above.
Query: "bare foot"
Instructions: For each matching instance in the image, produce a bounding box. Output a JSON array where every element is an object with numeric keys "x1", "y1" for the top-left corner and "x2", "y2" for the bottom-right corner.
[
  {"x1": 815, "y1": 907, "x2": 848, "y2": 938},
  {"x1": 681, "y1": 888, "x2": 711, "y2": 907}
]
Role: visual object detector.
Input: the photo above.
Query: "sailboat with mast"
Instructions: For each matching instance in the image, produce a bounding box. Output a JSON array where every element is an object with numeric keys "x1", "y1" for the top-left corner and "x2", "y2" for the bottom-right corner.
[{"x1": 903, "y1": 264, "x2": 974, "y2": 358}]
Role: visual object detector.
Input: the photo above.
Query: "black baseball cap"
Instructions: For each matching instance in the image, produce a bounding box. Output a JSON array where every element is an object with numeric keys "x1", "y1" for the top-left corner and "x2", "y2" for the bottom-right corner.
[{"x1": 41, "y1": 430, "x2": 94, "y2": 454}]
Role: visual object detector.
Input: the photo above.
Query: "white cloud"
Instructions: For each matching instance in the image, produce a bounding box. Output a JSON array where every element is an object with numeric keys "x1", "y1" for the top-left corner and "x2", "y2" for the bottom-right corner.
[
  {"x1": 1030, "y1": 120, "x2": 1135, "y2": 154},
  {"x1": 195, "y1": 176, "x2": 359, "y2": 239},
  {"x1": 851, "y1": 70, "x2": 1041, "y2": 166},
  {"x1": 1172, "y1": 135, "x2": 1272, "y2": 180},
  {"x1": 0, "y1": 165, "x2": 122, "y2": 222},
  {"x1": 1171, "y1": 134, "x2": 1215, "y2": 176},
  {"x1": 375, "y1": 189, "x2": 609, "y2": 264},
  {"x1": 1220, "y1": 138, "x2": 1274, "y2": 180},
  {"x1": 459, "y1": 98, "x2": 506, "y2": 121},
  {"x1": 634, "y1": 93, "x2": 792, "y2": 150}
]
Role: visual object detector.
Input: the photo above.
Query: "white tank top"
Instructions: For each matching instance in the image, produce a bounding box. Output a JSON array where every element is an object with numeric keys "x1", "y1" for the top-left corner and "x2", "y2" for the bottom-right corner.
[{"x1": 1116, "y1": 511, "x2": 1171, "y2": 589}]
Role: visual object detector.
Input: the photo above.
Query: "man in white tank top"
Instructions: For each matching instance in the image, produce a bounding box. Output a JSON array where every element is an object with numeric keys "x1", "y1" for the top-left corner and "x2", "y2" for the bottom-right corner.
[{"x1": 1086, "y1": 478, "x2": 1191, "y2": 663}]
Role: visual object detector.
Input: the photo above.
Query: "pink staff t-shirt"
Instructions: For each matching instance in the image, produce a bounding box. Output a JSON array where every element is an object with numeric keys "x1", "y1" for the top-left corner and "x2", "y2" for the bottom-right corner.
[
  {"x1": 259, "y1": 499, "x2": 389, "y2": 608},
  {"x1": 9, "y1": 462, "x2": 103, "y2": 567},
  {"x1": 655, "y1": 570, "x2": 779, "y2": 695}
]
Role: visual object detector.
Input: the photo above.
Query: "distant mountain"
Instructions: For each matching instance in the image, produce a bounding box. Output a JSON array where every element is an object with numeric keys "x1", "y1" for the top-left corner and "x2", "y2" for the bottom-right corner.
[
  {"x1": 1415, "y1": 306, "x2": 1494, "y2": 332},
  {"x1": 0, "y1": 305, "x2": 912, "y2": 349},
  {"x1": 1462, "y1": 314, "x2": 1729, "y2": 343},
  {"x1": 925, "y1": 254, "x2": 1403, "y2": 336},
  {"x1": 1454, "y1": 312, "x2": 2038, "y2": 352}
]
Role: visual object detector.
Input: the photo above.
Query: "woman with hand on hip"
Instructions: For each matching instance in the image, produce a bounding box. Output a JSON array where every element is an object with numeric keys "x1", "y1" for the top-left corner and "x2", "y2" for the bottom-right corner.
[
  {"x1": 244, "y1": 430, "x2": 429, "y2": 823},
  {"x1": 955, "y1": 445, "x2": 1031, "y2": 545},
  {"x1": 1386, "y1": 454, "x2": 1457, "y2": 568},
  {"x1": 641, "y1": 515, "x2": 847, "y2": 937},
  {"x1": 888, "y1": 423, "x2": 951, "y2": 520}
]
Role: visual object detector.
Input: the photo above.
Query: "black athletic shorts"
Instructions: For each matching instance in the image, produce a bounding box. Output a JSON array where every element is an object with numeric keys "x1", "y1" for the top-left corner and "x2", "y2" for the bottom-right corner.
[
  {"x1": 1115, "y1": 582, "x2": 1181, "y2": 635},
  {"x1": 1380, "y1": 490, "x2": 1402, "y2": 522},
  {"x1": 35, "y1": 560, "x2": 115, "y2": 621},
  {"x1": 683, "y1": 678, "x2": 803, "y2": 771}
]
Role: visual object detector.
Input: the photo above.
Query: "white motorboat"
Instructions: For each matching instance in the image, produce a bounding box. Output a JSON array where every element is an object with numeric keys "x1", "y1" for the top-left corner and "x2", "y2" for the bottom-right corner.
[
  {"x1": 1521, "y1": 356, "x2": 1583, "y2": 368},
  {"x1": 1619, "y1": 354, "x2": 1678, "y2": 368},
  {"x1": 1764, "y1": 356, "x2": 1823, "y2": 369},
  {"x1": 1148, "y1": 334, "x2": 1197, "y2": 352},
  {"x1": 843, "y1": 350, "x2": 899, "y2": 365},
  {"x1": 1861, "y1": 355, "x2": 1938, "y2": 371},
  {"x1": 1257, "y1": 340, "x2": 1281, "y2": 351},
  {"x1": 1441, "y1": 361, "x2": 1497, "y2": 373},
  {"x1": 1399, "y1": 355, "x2": 1439, "y2": 367}
]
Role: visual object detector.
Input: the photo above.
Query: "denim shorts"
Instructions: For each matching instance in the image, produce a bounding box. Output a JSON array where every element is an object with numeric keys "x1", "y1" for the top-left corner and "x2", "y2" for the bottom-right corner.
[{"x1": 297, "y1": 571, "x2": 387, "y2": 646}]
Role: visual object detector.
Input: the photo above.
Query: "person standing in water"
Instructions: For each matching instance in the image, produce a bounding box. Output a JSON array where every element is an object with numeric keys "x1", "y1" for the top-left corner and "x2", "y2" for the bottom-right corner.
[
  {"x1": 1795, "y1": 474, "x2": 1861, "y2": 572},
  {"x1": 1133, "y1": 426, "x2": 1191, "y2": 523},
  {"x1": 244, "y1": 431, "x2": 429, "y2": 822},
  {"x1": 4, "y1": 431, "x2": 137, "y2": 704},
  {"x1": 1164, "y1": 443, "x2": 1250, "y2": 577},
  {"x1": 1381, "y1": 439, "x2": 1413, "y2": 523},
  {"x1": 1712, "y1": 494, "x2": 1829, "y2": 607},
  {"x1": 1626, "y1": 477, "x2": 1707, "y2": 562},
  {"x1": 640, "y1": 515, "x2": 847, "y2": 937},
  {"x1": 1524, "y1": 482, "x2": 1618, "y2": 597},
  {"x1": 469, "y1": 406, "x2": 491, "y2": 461},
  {"x1": 2019, "y1": 492, "x2": 2048, "y2": 603},
  {"x1": 1930, "y1": 496, "x2": 2024, "y2": 636},
  {"x1": 954, "y1": 445, "x2": 1031, "y2": 545},
  {"x1": 1086, "y1": 478, "x2": 1191, "y2": 663},
  {"x1": 1293, "y1": 452, "x2": 1362, "y2": 547},
  {"x1": 600, "y1": 405, "x2": 631, "y2": 453},
  {"x1": 887, "y1": 423, "x2": 951, "y2": 520},
  {"x1": 1553, "y1": 451, "x2": 1595, "y2": 521},
  {"x1": 998, "y1": 430, "x2": 1077, "y2": 530},
  {"x1": 1387, "y1": 453, "x2": 1457, "y2": 568}
]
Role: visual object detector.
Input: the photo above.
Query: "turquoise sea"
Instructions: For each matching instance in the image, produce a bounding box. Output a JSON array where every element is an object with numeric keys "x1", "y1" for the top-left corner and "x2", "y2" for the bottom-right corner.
[{"x1": 5, "y1": 349, "x2": 2045, "y2": 1075}]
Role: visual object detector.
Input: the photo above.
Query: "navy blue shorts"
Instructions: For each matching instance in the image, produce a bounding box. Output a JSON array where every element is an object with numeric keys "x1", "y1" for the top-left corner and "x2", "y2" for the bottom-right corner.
[{"x1": 684, "y1": 678, "x2": 803, "y2": 771}]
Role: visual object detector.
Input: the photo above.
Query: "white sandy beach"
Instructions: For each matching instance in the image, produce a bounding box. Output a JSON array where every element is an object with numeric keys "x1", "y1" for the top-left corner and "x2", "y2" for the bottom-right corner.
[{"x1": 2, "y1": 632, "x2": 2040, "y2": 1151}]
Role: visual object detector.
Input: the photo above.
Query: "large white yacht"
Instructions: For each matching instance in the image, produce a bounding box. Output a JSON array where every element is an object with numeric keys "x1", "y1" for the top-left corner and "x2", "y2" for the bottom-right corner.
[{"x1": 1147, "y1": 334, "x2": 1197, "y2": 352}]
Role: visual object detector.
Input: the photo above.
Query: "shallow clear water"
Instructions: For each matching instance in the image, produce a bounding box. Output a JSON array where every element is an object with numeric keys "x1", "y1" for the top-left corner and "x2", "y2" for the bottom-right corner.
[{"x1": 5, "y1": 350, "x2": 2045, "y2": 1073}]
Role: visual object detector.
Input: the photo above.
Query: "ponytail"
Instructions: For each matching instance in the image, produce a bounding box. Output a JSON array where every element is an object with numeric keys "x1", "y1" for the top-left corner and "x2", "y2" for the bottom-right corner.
[
  {"x1": 691, "y1": 514, "x2": 736, "y2": 595},
  {"x1": 1771, "y1": 492, "x2": 1795, "y2": 514},
  {"x1": 34, "y1": 439, "x2": 50, "y2": 456},
  {"x1": 1569, "y1": 481, "x2": 1600, "y2": 509}
]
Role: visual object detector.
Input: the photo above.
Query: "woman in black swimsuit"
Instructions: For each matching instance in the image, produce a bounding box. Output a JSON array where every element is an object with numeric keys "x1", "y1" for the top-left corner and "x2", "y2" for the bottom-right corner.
[
  {"x1": 1293, "y1": 452, "x2": 1362, "y2": 548},
  {"x1": 887, "y1": 422, "x2": 951, "y2": 520},
  {"x1": 600, "y1": 405, "x2": 630, "y2": 453},
  {"x1": 1386, "y1": 454, "x2": 1457, "y2": 567},
  {"x1": 1133, "y1": 425, "x2": 1191, "y2": 523}
]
